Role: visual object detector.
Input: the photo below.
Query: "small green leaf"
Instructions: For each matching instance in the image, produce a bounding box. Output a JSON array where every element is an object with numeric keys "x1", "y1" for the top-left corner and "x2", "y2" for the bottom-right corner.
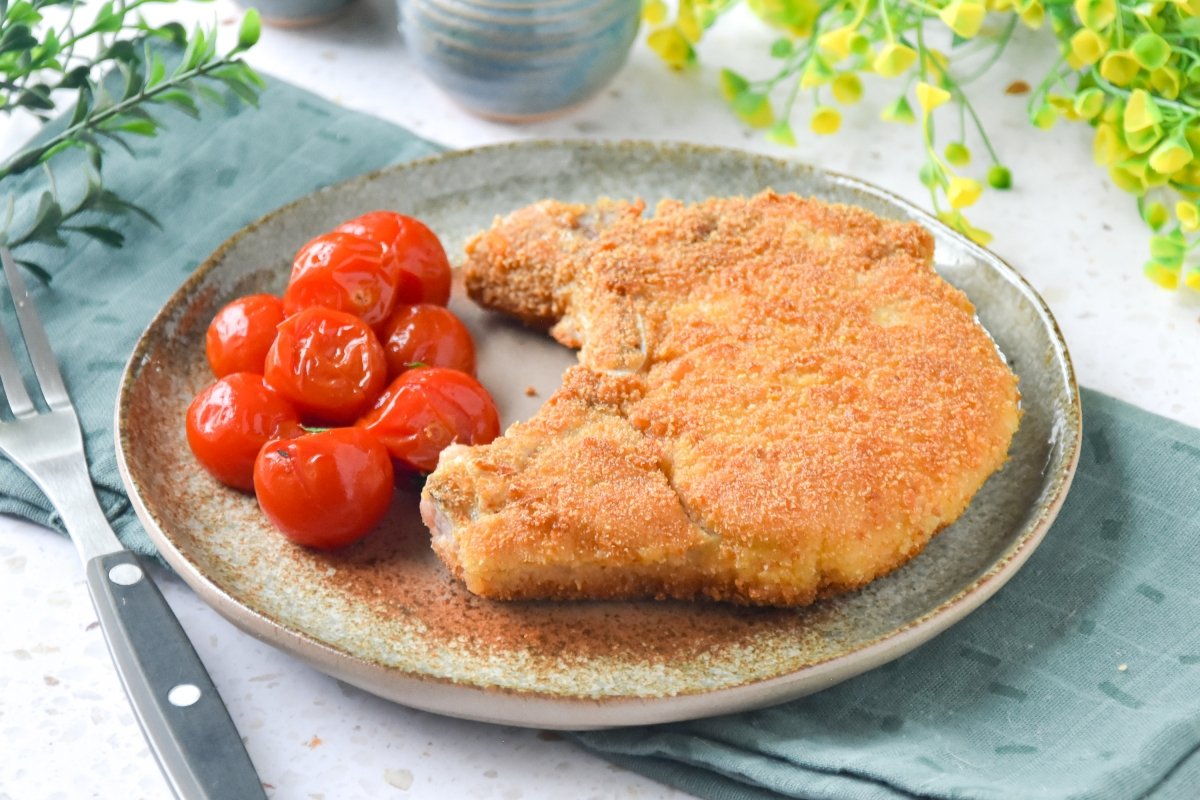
[
  {"x1": 96, "y1": 191, "x2": 159, "y2": 226},
  {"x1": 769, "y1": 37, "x2": 792, "y2": 58},
  {"x1": 154, "y1": 22, "x2": 188, "y2": 45},
  {"x1": 27, "y1": 191, "x2": 66, "y2": 246},
  {"x1": 145, "y1": 50, "x2": 166, "y2": 88},
  {"x1": 57, "y1": 66, "x2": 92, "y2": 90},
  {"x1": 4, "y1": 2, "x2": 41, "y2": 27},
  {"x1": 1140, "y1": 200, "x2": 1168, "y2": 231},
  {"x1": 15, "y1": 86, "x2": 54, "y2": 110},
  {"x1": 101, "y1": 39, "x2": 138, "y2": 65},
  {"x1": 1148, "y1": 232, "x2": 1185, "y2": 263},
  {"x1": 69, "y1": 86, "x2": 95, "y2": 127},
  {"x1": 199, "y1": 25, "x2": 218, "y2": 64},
  {"x1": 731, "y1": 91, "x2": 773, "y2": 129},
  {"x1": 175, "y1": 26, "x2": 203, "y2": 75},
  {"x1": 77, "y1": 225, "x2": 125, "y2": 247},
  {"x1": 210, "y1": 71, "x2": 260, "y2": 106},
  {"x1": 83, "y1": 138, "x2": 103, "y2": 171},
  {"x1": 766, "y1": 121, "x2": 797, "y2": 147},
  {"x1": 38, "y1": 26, "x2": 60, "y2": 58},
  {"x1": 719, "y1": 68, "x2": 750, "y2": 102},
  {"x1": 155, "y1": 89, "x2": 200, "y2": 118},
  {"x1": 236, "y1": 9, "x2": 261, "y2": 51},
  {"x1": 94, "y1": 128, "x2": 137, "y2": 156},
  {"x1": 0, "y1": 25, "x2": 38, "y2": 56},
  {"x1": 100, "y1": 116, "x2": 158, "y2": 136},
  {"x1": 91, "y1": 2, "x2": 122, "y2": 34},
  {"x1": 15, "y1": 260, "x2": 52, "y2": 285},
  {"x1": 38, "y1": 140, "x2": 78, "y2": 162},
  {"x1": 195, "y1": 84, "x2": 224, "y2": 105},
  {"x1": 241, "y1": 62, "x2": 266, "y2": 89},
  {"x1": 118, "y1": 62, "x2": 141, "y2": 101}
]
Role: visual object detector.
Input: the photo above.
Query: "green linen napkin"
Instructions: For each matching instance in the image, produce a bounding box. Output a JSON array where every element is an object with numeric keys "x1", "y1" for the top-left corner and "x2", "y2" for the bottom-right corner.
[
  {"x1": 4, "y1": 75, "x2": 1199, "y2": 800},
  {"x1": 0, "y1": 77, "x2": 441, "y2": 553},
  {"x1": 574, "y1": 391, "x2": 1200, "y2": 800}
]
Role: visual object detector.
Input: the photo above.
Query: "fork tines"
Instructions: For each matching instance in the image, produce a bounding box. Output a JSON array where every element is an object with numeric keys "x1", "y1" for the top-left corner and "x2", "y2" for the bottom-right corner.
[{"x1": 0, "y1": 248, "x2": 71, "y2": 418}]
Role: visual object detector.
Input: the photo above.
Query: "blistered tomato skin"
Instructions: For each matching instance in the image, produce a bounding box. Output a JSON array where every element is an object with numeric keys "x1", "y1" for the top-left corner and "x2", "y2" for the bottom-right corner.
[
  {"x1": 253, "y1": 428, "x2": 395, "y2": 549},
  {"x1": 380, "y1": 304, "x2": 476, "y2": 379},
  {"x1": 283, "y1": 231, "x2": 401, "y2": 330},
  {"x1": 205, "y1": 294, "x2": 285, "y2": 378},
  {"x1": 335, "y1": 211, "x2": 452, "y2": 307},
  {"x1": 185, "y1": 373, "x2": 301, "y2": 491},
  {"x1": 263, "y1": 307, "x2": 387, "y2": 424},
  {"x1": 358, "y1": 367, "x2": 500, "y2": 474}
]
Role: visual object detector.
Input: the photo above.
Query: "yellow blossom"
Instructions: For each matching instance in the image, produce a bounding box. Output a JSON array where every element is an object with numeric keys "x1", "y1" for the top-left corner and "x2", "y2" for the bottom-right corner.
[
  {"x1": 916, "y1": 81, "x2": 952, "y2": 113},
  {"x1": 818, "y1": 26, "x2": 855, "y2": 60},
  {"x1": 1070, "y1": 29, "x2": 1107, "y2": 65},
  {"x1": 678, "y1": 0, "x2": 702, "y2": 42},
  {"x1": 1144, "y1": 261, "x2": 1180, "y2": 289},
  {"x1": 1075, "y1": 0, "x2": 1116, "y2": 28},
  {"x1": 872, "y1": 43, "x2": 917, "y2": 77},
  {"x1": 810, "y1": 106, "x2": 842, "y2": 134},
  {"x1": 1149, "y1": 135, "x2": 1193, "y2": 174},
  {"x1": 647, "y1": 26, "x2": 693, "y2": 68},
  {"x1": 947, "y1": 176, "x2": 983, "y2": 208},
  {"x1": 1178, "y1": 202, "x2": 1200, "y2": 233},
  {"x1": 642, "y1": 0, "x2": 668, "y2": 24},
  {"x1": 939, "y1": 0, "x2": 987, "y2": 37},
  {"x1": 1100, "y1": 51, "x2": 1141, "y2": 86},
  {"x1": 832, "y1": 73, "x2": 863, "y2": 104}
]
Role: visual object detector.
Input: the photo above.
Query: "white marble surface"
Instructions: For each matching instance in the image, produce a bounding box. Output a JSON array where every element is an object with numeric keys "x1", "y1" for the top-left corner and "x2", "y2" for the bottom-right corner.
[{"x1": 2, "y1": 0, "x2": 1199, "y2": 798}]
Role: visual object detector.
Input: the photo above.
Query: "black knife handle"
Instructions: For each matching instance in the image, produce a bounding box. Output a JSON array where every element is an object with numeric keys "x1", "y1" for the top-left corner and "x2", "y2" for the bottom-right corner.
[{"x1": 85, "y1": 550, "x2": 267, "y2": 800}]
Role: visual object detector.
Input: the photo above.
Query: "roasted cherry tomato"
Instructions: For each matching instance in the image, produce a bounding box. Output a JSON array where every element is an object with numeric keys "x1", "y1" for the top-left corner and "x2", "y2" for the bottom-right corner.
[
  {"x1": 205, "y1": 294, "x2": 285, "y2": 378},
  {"x1": 283, "y1": 231, "x2": 401, "y2": 330},
  {"x1": 253, "y1": 428, "x2": 394, "y2": 549},
  {"x1": 380, "y1": 304, "x2": 476, "y2": 379},
  {"x1": 358, "y1": 367, "x2": 500, "y2": 473},
  {"x1": 185, "y1": 373, "x2": 301, "y2": 491},
  {"x1": 264, "y1": 307, "x2": 387, "y2": 424},
  {"x1": 335, "y1": 211, "x2": 451, "y2": 306}
]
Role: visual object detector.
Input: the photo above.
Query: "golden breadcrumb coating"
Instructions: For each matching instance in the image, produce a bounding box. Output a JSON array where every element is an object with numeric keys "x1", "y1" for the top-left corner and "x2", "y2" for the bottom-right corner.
[{"x1": 423, "y1": 191, "x2": 1020, "y2": 606}]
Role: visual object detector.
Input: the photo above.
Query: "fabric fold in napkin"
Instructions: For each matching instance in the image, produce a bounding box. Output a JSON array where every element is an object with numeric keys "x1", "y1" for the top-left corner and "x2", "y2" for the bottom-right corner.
[
  {"x1": 4, "y1": 76, "x2": 1200, "y2": 800},
  {"x1": 0, "y1": 77, "x2": 441, "y2": 553},
  {"x1": 574, "y1": 390, "x2": 1200, "y2": 800}
]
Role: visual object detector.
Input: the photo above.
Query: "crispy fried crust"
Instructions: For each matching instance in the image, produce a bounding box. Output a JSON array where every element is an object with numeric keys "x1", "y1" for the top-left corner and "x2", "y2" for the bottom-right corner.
[{"x1": 423, "y1": 191, "x2": 1021, "y2": 606}]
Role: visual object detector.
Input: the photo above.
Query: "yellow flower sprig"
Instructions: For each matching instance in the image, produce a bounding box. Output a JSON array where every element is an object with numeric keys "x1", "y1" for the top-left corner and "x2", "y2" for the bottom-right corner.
[{"x1": 643, "y1": 0, "x2": 1200, "y2": 288}]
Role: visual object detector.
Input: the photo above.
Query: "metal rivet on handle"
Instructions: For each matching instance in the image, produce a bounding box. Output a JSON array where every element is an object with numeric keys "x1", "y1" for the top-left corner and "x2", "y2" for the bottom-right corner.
[
  {"x1": 168, "y1": 684, "x2": 202, "y2": 707},
  {"x1": 108, "y1": 563, "x2": 143, "y2": 586}
]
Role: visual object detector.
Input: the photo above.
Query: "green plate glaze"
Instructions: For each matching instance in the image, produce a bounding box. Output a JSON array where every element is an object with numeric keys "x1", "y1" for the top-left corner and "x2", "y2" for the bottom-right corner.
[{"x1": 114, "y1": 141, "x2": 1080, "y2": 729}]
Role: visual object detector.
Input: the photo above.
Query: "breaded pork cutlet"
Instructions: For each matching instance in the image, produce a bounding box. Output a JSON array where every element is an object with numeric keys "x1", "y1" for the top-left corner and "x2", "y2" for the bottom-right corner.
[{"x1": 421, "y1": 191, "x2": 1020, "y2": 607}]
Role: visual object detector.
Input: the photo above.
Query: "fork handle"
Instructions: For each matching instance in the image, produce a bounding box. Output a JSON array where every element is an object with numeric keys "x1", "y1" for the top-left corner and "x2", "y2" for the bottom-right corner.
[{"x1": 85, "y1": 551, "x2": 267, "y2": 800}]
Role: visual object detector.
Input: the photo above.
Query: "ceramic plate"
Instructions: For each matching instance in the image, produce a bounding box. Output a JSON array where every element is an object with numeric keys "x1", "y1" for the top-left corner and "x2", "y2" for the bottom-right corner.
[{"x1": 115, "y1": 141, "x2": 1081, "y2": 730}]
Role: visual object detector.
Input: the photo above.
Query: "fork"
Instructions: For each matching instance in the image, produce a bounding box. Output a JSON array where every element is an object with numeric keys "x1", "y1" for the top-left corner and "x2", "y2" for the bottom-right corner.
[{"x1": 0, "y1": 248, "x2": 267, "y2": 800}]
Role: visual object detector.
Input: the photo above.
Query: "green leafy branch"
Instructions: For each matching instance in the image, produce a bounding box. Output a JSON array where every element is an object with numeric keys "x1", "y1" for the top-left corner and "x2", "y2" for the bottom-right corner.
[{"x1": 1, "y1": 0, "x2": 263, "y2": 281}]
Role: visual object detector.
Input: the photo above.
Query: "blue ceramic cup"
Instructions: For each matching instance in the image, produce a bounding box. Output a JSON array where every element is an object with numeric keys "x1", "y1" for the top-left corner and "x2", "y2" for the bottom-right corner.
[{"x1": 399, "y1": 0, "x2": 641, "y2": 121}]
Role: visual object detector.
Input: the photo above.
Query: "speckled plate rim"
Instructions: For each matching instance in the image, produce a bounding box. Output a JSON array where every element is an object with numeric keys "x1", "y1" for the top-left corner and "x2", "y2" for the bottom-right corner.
[{"x1": 114, "y1": 140, "x2": 1082, "y2": 729}]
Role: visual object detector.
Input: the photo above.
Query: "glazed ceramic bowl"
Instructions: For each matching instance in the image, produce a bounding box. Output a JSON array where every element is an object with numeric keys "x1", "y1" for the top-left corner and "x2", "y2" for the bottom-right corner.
[{"x1": 399, "y1": 0, "x2": 641, "y2": 120}]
